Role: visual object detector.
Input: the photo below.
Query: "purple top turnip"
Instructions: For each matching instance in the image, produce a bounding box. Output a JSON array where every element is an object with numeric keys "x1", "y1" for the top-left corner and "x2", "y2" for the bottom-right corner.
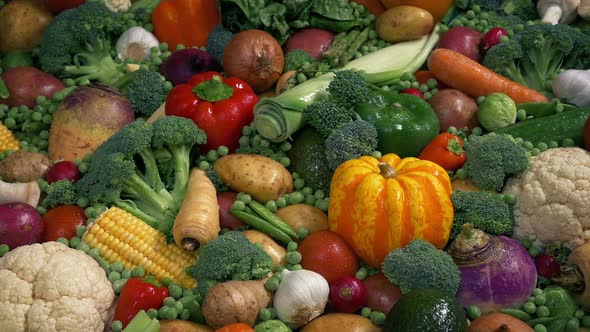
[{"x1": 0, "y1": 202, "x2": 44, "y2": 250}]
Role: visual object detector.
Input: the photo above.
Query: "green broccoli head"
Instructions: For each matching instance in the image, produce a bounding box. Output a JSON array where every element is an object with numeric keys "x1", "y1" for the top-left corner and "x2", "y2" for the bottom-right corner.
[
  {"x1": 463, "y1": 133, "x2": 529, "y2": 191},
  {"x1": 152, "y1": 116, "x2": 207, "y2": 149},
  {"x1": 382, "y1": 239, "x2": 461, "y2": 296},
  {"x1": 125, "y1": 70, "x2": 169, "y2": 116},
  {"x1": 190, "y1": 231, "x2": 274, "y2": 297},
  {"x1": 450, "y1": 190, "x2": 514, "y2": 239},
  {"x1": 483, "y1": 39, "x2": 526, "y2": 84},
  {"x1": 500, "y1": 0, "x2": 537, "y2": 21},
  {"x1": 327, "y1": 69, "x2": 373, "y2": 106},
  {"x1": 75, "y1": 152, "x2": 136, "y2": 204},
  {"x1": 206, "y1": 25, "x2": 234, "y2": 64},
  {"x1": 284, "y1": 49, "x2": 317, "y2": 72},
  {"x1": 325, "y1": 120, "x2": 378, "y2": 171},
  {"x1": 42, "y1": 180, "x2": 78, "y2": 208},
  {"x1": 303, "y1": 99, "x2": 355, "y2": 138}
]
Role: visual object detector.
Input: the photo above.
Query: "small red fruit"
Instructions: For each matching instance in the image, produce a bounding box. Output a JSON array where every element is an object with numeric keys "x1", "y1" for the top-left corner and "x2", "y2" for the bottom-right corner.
[
  {"x1": 402, "y1": 88, "x2": 425, "y2": 99},
  {"x1": 481, "y1": 27, "x2": 509, "y2": 52},
  {"x1": 535, "y1": 253, "x2": 561, "y2": 279},
  {"x1": 44, "y1": 161, "x2": 81, "y2": 184},
  {"x1": 329, "y1": 276, "x2": 368, "y2": 313}
]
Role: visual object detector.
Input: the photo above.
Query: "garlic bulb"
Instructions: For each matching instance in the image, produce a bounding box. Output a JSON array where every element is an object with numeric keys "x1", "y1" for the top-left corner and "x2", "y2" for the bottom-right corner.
[
  {"x1": 273, "y1": 269, "x2": 329, "y2": 328},
  {"x1": 116, "y1": 27, "x2": 160, "y2": 62}
]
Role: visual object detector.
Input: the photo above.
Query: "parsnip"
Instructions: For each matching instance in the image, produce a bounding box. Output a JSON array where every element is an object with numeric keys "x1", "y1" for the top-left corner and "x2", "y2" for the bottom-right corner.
[{"x1": 0, "y1": 180, "x2": 40, "y2": 207}]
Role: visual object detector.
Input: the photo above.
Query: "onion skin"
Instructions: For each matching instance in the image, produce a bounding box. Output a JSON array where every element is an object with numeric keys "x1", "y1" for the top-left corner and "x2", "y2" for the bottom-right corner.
[
  {"x1": 0, "y1": 202, "x2": 43, "y2": 249},
  {"x1": 223, "y1": 29, "x2": 284, "y2": 93},
  {"x1": 448, "y1": 230, "x2": 537, "y2": 313},
  {"x1": 160, "y1": 48, "x2": 221, "y2": 86}
]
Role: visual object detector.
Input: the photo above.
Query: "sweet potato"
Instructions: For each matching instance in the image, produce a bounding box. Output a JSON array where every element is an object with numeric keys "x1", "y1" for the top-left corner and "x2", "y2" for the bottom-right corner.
[
  {"x1": 275, "y1": 204, "x2": 329, "y2": 234},
  {"x1": 201, "y1": 279, "x2": 272, "y2": 329},
  {"x1": 0, "y1": 0, "x2": 53, "y2": 52},
  {"x1": 0, "y1": 150, "x2": 52, "y2": 182},
  {"x1": 213, "y1": 154, "x2": 293, "y2": 203},
  {"x1": 159, "y1": 320, "x2": 213, "y2": 332},
  {"x1": 243, "y1": 230, "x2": 286, "y2": 269},
  {"x1": 301, "y1": 313, "x2": 381, "y2": 332}
]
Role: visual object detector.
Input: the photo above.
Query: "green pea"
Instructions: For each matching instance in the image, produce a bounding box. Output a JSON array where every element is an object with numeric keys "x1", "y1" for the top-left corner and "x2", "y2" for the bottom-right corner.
[
  {"x1": 147, "y1": 308, "x2": 158, "y2": 319},
  {"x1": 534, "y1": 294, "x2": 546, "y2": 306},
  {"x1": 111, "y1": 320, "x2": 123, "y2": 332},
  {"x1": 288, "y1": 192, "x2": 305, "y2": 204},
  {"x1": 520, "y1": 237, "x2": 533, "y2": 249},
  {"x1": 575, "y1": 309, "x2": 585, "y2": 319},
  {"x1": 286, "y1": 251, "x2": 302, "y2": 265},
  {"x1": 517, "y1": 109, "x2": 527, "y2": 121},
  {"x1": 455, "y1": 168, "x2": 467, "y2": 179},
  {"x1": 355, "y1": 267, "x2": 368, "y2": 280},
  {"x1": 566, "y1": 317, "x2": 580, "y2": 331},
  {"x1": 523, "y1": 301, "x2": 536, "y2": 314},
  {"x1": 290, "y1": 264, "x2": 302, "y2": 270},
  {"x1": 265, "y1": 277, "x2": 280, "y2": 291},
  {"x1": 537, "y1": 142, "x2": 548, "y2": 152},
  {"x1": 287, "y1": 242, "x2": 298, "y2": 252},
  {"x1": 534, "y1": 325, "x2": 547, "y2": 332},
  {"x1": 163, "y1": 297, "x2": 176, "y2": 307},
  {"x1": 370, "y1": 311, "x2": 386, "y2": 325},
  {"x1": 361, "y1": 307, "x2": 372, "y2": 318},
  {"x1": 161, "y1": 277, "x2": 173, "y2": 287},
  {"x1": 314, "y1": 190, "x2": 325, "y2": 200},
  {"x1": 206, "y1": 150, "x2": 219, "y2": 162},
  {"x1": 121, "y1": 269, "x2": 132, "y2": 279},
  {"x1": 238, "y1": 193, "x2": 252, "y2": 204},
  {"x1": 536, "y1": 305, "x2": 550, "y2": 317},
  {"x1": 112, "y1": 279, "x2": 127, "y2": 294},
  {"x1": 0, "y1": 244, "x2": 9, "y2": 257},
  {"x1": 280, "y1": 157, "x2": 290, "y2": 167},
  {"x1": 111, "y1": 262, "x2": 124, "y2": 273},
  {"x1": 298, "y1": 227, "x2": 310, "y2": 239},
  {"x1": 276, "y1": 197, "x2": 287, "y2": 208},
  {"x1": 548, "y1": 141, "x2": 559, "y2": 149},
  {"x1": 180, "y1": 308, "x2": 190, "y2": 320},
  {"x1": 217, "y1": 146, "x2": 229, "y2": 156},
  {"x1": 169, "y1": 284, "x2": 183, "y2": 299},
  {"x1": 131, "y1": 266, "x2": 145, "y2": 278},
  {"x1": 109, "y1": 271, "x2": 122, "y2": 283},
  {"x1": 265, "y1": 200, "x2": 278, "y2": 212},
  {"x1": 467, "y1": 305, "x2": 481, "y2": 319},
  {"x1": 259, "y1": 308, "x2": 272, "y2": 321},
  {"x1": 562, "y1": 138, "x2": 575, "y2": 147},
  {"x1": 172, "y1": 301, "x2": 184, "y2": 313},
  {"x1": 294, "y1": 178, "x2": 305, "y2": 190},
  {"x1": 301, "y1": 187, "x2": 313, "y2": 196},
  {"x1": 315, "y1": 198, "x2": 329, "y2": 212},
  {"x1": 231, "y1": 200, "x2": 246, "y2": 211},
  {"x1": 531, "y1": 148, "x2": 541, "y2": 156},
  {"x1": 36, "y1": 206, "x2": 47, "y2": 215}
]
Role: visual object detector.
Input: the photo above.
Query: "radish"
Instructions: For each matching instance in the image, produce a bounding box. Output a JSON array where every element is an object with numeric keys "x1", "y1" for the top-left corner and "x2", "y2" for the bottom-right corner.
[
  {"x1": 44, "y1": 161, "x2": 81, "y2": 184},
  {"x1": 0, "y1": 202, "x2": 43, "y2": 249},
  {"x1": 481, "y1": 27, "x2": 509, "y2": 52},
  {"x1": 402, "y1": 88, "x2": 425, "y2": 99},
  {"x1": 329, "y1": 276, "x2": 367, "y2": 313}
]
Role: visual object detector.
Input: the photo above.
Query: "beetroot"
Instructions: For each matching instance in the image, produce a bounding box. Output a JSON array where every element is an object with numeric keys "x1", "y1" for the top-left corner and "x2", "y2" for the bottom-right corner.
[
  {"x1": 436, "y1": 27, "x2": 482, "y2": 62},
  {"x1": 284, "y1": 28, "x2": 335, "y2": 60},
  {"x1": 481, "y1": 27, "x2": 509, "y2": 52},
  {"x1": 0, "y1": 202, "x2": 43, "y2": 249},
  {"x1": 44, "y1": 161, "x2": 81, "y2": 184},
  {"x1": 535, "y1": 253, "x2": 561, "y2": 279},
  {"x1": 160, "y1": 48, "x2": 221, "y2": 86},
  {"x1": 217, "y1": 192, "x2": 245, "y2": 230},
  {"x1": 329, "y1": 276, "x2": 367, "y2": 313}
]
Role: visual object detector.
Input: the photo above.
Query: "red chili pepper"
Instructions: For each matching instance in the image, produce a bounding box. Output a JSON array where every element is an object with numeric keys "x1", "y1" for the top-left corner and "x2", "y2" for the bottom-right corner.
[
  {"x1": 113, "y1": 275, "x2": 169, "y2": 328},
  {"x1": 418, "y1": 133, "x2": 467, "y2": 171},
  {"x1": 165, "y1": 71, "x2": 259, "y2": 153}
]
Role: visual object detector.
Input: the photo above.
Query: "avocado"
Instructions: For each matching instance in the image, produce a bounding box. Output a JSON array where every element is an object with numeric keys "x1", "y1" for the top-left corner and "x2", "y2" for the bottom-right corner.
[
  {"x1": 383, "y1": 288, "x2": 467, "y2": 332},
  {"x1": 288, "y1": 127, "x2": 333, "y2": 194}
]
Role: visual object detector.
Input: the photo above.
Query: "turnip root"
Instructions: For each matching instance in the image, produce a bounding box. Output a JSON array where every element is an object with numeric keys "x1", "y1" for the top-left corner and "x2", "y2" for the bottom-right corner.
[
  {"x1": 0, "y1": 180, "x2": 40, "y2": 207},
  {"x1": 275, "y1": 204, "x2": 329, "y2": 234},
  {"x1": 0, "y1": 150, "x2": 52, "y2": 182},
  {"x1": 552, "y1": 69, "x2": 590, "y2": 108},
  {"x1": 201, "y1": 279, "x2": 272, "y2": 329}
]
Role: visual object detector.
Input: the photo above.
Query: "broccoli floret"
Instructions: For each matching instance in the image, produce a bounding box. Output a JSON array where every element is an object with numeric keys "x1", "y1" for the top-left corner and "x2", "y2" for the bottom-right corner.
[
  {"x1": 42, "y1": 180, "x2": 78, "y2": 208},
  {"x1": 124, "y1": 70, "x2": 169, "y2": 116},
  {"x1": 382, "y1": 239, "x2": 461, "y2": 296},
  {"x1": 325, "y1": 120, "x2": 378, "y2": 171},
  {"x1": 500, "y1": 0, "x2": 538, "y2": 20},
  {"x1": 463, "y1": 133, "x2": 529, "y2": 192},
  {"x1": 327, "y1": 69, "x2": 373, "y2": 107},
  {"x1": 284, "y1": 49, "x2": 317, "y2": 72},
  {"x1": 303, "y1": 99, "x2": 356, "y2": 138},
  {"x1": 469, "y1": 0, "x2": 502, "y2": 11},
  {"x1": 190, "y1": 231, "x2": 274, "y2": 297},
  {"x1": 204, "y1": 166, "x2": 229, "y2": 193},
  {"x1": 206, "y1": 25, "x2": 234, "y2": 64},
  {"x1": 450, "y1": 190, "x2": 514, "y2": 239}
]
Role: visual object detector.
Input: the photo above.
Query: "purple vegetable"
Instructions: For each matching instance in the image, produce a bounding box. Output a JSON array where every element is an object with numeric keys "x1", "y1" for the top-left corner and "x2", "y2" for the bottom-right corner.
[
  {"x1": 0, "y1": 202, "x2": 44, "y2": 250},
  {"x1": 160, "y1": 48, "x2": 221, "y2": 86},
  {"x1": 447, "y1": 224, "x2": 537, "y2": 313}
]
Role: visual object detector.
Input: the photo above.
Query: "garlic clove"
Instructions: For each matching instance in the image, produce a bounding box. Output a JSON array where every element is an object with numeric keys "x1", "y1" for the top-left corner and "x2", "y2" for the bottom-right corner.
[{"x1": 116, "y1": 27, "x2": 160, "y2": 62}]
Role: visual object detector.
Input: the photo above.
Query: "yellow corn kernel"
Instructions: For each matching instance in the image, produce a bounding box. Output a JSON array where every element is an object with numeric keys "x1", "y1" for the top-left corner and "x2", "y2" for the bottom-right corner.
[
  {"x1": 0, "y1": 121, "x2": 19, "y2": 153},
  {"x1": 84, "y1": 207, "x2": 198, "y2": 288}
]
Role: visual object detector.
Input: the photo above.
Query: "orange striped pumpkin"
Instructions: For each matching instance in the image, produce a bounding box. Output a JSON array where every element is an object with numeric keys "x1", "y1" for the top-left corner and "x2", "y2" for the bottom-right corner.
[{"x1": 328, "y1": 153, "x2": 454, "y2": 268}]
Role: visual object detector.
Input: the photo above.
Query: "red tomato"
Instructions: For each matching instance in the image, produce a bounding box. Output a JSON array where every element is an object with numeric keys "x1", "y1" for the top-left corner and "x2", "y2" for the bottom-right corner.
[
  {"x1": 43, "y1": 0, "x2": 85, "y2": 14},
  {"x1": 42, "y1": 205, "x2": 86, "y2": 242}
]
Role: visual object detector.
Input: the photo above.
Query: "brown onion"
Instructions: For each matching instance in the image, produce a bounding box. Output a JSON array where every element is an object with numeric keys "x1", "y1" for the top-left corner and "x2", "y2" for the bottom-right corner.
[{"x1": 223, "y1": 29, "x2": 284, "y2": 93}]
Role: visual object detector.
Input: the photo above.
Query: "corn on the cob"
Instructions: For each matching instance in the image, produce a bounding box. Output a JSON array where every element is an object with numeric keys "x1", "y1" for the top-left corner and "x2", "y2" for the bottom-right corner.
[
  {"x1": 0, "y1": 121, "x2": 20, "y2": 153},
  {"x1": 84, "y1": 207, "x2": 198, "y2": 288}
]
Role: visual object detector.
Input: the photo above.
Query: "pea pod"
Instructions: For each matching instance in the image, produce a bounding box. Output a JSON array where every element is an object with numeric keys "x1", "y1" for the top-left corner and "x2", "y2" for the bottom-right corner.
[
  {"x1": 500, "y1": 308, "x2": 532, "y2": 321},
  {"x1": 527, "y1": 316, "x2": 559, "y2": 327},
  {"x1": 517, "y1": 99, "x2": 579, "y2": 119}
]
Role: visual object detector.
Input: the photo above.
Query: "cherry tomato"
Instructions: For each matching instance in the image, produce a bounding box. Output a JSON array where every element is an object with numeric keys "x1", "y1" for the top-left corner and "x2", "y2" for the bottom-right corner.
[{"x1": 42, "y1": 205, "x2": 86, "y2": 242}]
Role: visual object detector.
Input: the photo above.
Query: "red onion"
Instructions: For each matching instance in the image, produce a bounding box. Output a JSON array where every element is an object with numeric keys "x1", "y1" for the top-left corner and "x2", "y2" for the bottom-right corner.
[
  {"x1": 0, "y1": 202, "x2": 44, "y2": 249},
  {"x1": 45, "y1": 161, "x2": 81, "y2": 184},
  {"x1": 447, "y1": 224, "x2": 537, "y2": 313}
]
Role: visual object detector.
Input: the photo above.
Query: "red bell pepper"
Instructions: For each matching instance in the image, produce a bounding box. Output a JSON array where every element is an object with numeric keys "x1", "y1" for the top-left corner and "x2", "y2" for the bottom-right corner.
[
  {"x1": 112, "y1": 275, "x2": 169, "y2": 328},
  {"x1": 165, "y1": 71, "x2": 259, "y2": 153},
  {"x1": 418, "y1": 132, "x2": 467, "y2": 171}
]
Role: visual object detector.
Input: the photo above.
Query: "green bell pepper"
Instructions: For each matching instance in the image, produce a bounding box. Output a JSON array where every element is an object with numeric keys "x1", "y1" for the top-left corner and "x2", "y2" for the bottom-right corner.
[{"x1": 355, "y1": 91, "x2": 440, "y2": 158}]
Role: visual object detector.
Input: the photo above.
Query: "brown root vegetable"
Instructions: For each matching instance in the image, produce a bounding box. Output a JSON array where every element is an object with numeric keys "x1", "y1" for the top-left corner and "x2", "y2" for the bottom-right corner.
[
  {"x1": 468, "y1": 313, "x2": 534, "y2": 332},
  {"x1": 275, "y1": 70, "x2": 297, "y2": 96},
  {"x1": 0, "y1": 150, "x2": 52, "y2": 182},
  {"x1": 301, "y1": 313, "x2": 381, "y2": 332},
  {"x1": 213, "y1": 154, "x2": 293, "y2": 203},
  {"x1": 376, "y1": 6, "x2": 434, "y2": 42},
  {"x1": 0, "y1": 66, "x2": 66, "y2": 108},
  {"x1": 147, "y1": 103, "x2": 166, "y2": 123},
  {"x1": 0, "y1": 0, "x2": 53, "y2": 52},
  {"x1": 201, "y1": 279, "x2": 273, "y2": 329},
  {"x1": 0, "y1": 180, "x2": 41, "y2": 207},
  {"x1": 243, "y1": 229, "x2": 286, "y2": 269},
  {"x1": 223, "y1": 30, "x2": 285, "y2": 93},
  {"x1": 48, "y1": 84, "x2": 135, "y2": 162},
  {"x1": 451, "y1": 178, "x2": 481, "y2": 192},
  {"x1": 159, "y1": 320, "x2": 213, "y2": 332},
  {"x1": 275, "y1": 204, "x2": 328, "y2": 235},
  {"x1": 428, "y1": 89, "x2": 479, "y2": 132},
  {"x1": 566, "y1": 243, "x2": 590, "y2": 308}
]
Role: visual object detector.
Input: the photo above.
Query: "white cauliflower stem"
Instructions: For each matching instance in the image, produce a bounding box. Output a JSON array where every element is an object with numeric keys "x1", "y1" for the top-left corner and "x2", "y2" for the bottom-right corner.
[
  {"x1": 0, "y1": 242, "x2": 115, "y2": 332},
  {"x1": 503, "y1": 147, "x2": 590, "y2": 250}
]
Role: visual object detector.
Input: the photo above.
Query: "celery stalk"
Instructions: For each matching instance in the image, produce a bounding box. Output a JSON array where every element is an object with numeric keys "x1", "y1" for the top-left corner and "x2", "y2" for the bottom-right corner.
[
  {"x1": 253, "y1": 25, "x2": 441, "y2": 143},
  {"x1": 122, "y1": 310, "x2": 160, "y2": 332}
]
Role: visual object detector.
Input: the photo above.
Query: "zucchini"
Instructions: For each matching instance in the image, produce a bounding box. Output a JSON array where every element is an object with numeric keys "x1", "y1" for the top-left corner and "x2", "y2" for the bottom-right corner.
[{"x1": 493, "y1": 107, "x2": 590, "y2": 147}]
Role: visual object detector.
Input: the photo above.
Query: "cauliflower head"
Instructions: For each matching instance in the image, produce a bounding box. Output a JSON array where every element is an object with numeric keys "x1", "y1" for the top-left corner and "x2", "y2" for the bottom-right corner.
[
  {"x1": 0, "y1": 242, "x2": 115, "y2": 332},
  {"x1": 503, "y1": 147, "x2": 590, "y2": 250},
  {"x1": 104, "y1": 0, "x2": 131, "y2": 12}
]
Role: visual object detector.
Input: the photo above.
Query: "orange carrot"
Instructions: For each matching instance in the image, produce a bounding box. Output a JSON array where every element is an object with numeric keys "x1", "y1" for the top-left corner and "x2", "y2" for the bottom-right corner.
[
  {"x1": 172, "y1": 168, "x2": 220, "y2": 252},
  {"x1": 427, "y1": 48, "x2": 550, "y2": 104}
]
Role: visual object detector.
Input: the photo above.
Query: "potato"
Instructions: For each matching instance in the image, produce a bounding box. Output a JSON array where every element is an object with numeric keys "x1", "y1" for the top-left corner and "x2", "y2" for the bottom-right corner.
[
  {"x1": 243, "y1": 229, "x2": 286, "y2": 269},
  {"x1": 428, "y1": 89, "x2": 480, "y2": 132},
  {"x1": 159, "y1": 320, "x2": 213, "y2": 332},
  {"x1": 0, "y1": 66, "x2": 66, "y2": 108},
  {"x1": 376, "y1": 6, "x2": 433, "y2": 43},
  {"x1": 301, "y1": 313, "x2": 381, "y2": 332},
  {"x1": 0, "y1": 0, "x2": 53, "y2": 52},
  {"x1": 0, "y1": 150, "x2": 52, "y2": 183},
  {"x1": 468, "y1": 313, "x2": 534, "y2": 332},
  {"x1": 275, "y1": 204, "x2": 328, "y2": 235},
  {"x1": 213, "y1": 154, "x2": 293, "y2": 203}
]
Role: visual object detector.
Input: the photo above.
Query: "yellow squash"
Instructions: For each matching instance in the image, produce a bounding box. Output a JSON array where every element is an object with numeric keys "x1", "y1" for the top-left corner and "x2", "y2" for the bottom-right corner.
[{"x1": 328, "y1": 154, "x2": 454, "y2": 267}]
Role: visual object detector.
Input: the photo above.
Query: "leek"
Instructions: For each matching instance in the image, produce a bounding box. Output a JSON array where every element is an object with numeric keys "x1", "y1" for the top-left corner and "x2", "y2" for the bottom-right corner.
[{"x1": 253, "y1": 25, "x2": 442, "y2": 143}]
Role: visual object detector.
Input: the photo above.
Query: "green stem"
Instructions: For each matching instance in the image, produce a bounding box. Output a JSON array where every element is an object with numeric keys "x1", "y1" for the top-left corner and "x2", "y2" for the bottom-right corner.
[
  {"x1": 193, "y1": 75, "x2": 233, "y2": 102},
  {"x1": 0, "y1": 76, "x2": 9, "y2": 99},
  {"x1": 447, "y1": 139, "x2": 464, "y2": 155}
]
